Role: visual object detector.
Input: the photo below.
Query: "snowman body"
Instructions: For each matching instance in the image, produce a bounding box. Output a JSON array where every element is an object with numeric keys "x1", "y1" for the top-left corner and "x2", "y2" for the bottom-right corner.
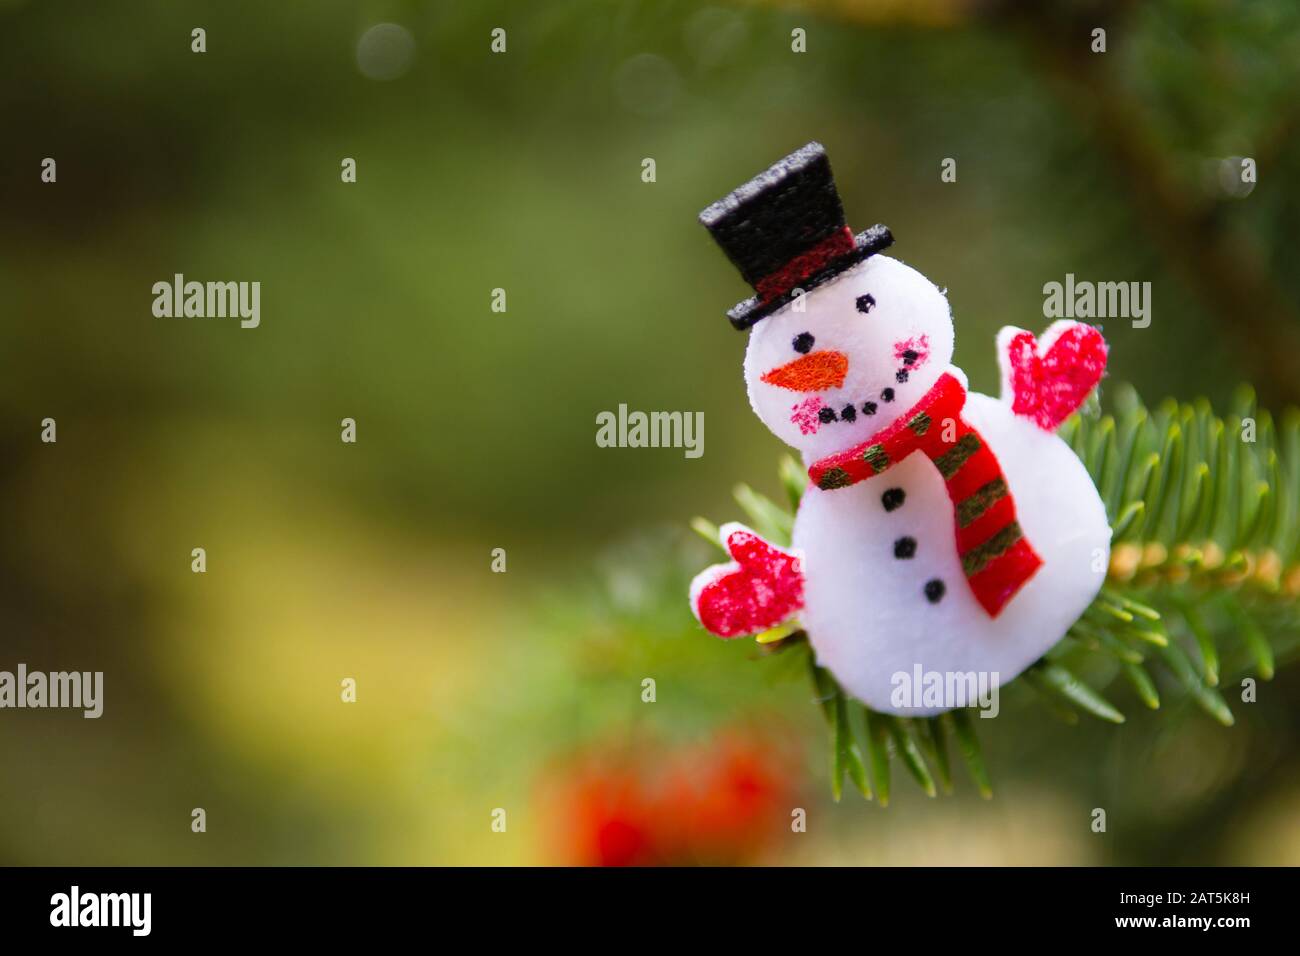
[
  {"x1": 794, "y1": 388, "x2": 1109, "y2": 714},
  {"x1": 730, "y1": 253, "x2": 1110, "y2": 714}
]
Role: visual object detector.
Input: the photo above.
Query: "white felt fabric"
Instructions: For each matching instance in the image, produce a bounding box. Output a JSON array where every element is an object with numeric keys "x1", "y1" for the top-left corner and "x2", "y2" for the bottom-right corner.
[
  {"x1": 739, "y1": 254, "x2": 1109, "y2": 714},
  {"x1": 744, "y1": 254, "x2": 954, "y2": 462},
  {"x1": 792, "y1": 390, "x2": 1110, "y2": 714}
]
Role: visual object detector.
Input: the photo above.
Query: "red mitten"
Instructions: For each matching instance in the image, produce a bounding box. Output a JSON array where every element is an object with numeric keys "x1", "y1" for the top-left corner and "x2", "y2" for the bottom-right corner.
[
  {"x1": 997, "y1": 320, "x2": 1108, "y2": 431},
  {"x1": 690, "y1": 523, "x2": 805, "y2": 638}
]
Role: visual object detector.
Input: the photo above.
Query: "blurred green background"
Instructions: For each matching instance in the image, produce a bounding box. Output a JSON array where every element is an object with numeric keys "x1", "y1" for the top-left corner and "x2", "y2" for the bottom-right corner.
[{"x1": 1, "y1": 0, "x2": 1298, "y2": 864}]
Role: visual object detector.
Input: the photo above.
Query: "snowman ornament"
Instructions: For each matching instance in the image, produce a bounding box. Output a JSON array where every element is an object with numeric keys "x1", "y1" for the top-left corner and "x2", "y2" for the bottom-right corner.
[{"x1": 689, "y1": 143, "x2": 1112, "y2": 715}]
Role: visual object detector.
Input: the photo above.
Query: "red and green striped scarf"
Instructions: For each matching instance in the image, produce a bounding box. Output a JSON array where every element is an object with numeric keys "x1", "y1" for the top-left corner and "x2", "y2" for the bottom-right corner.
[{"x1": 808, "y1": 372, "x2": 1043, "y2": 617}]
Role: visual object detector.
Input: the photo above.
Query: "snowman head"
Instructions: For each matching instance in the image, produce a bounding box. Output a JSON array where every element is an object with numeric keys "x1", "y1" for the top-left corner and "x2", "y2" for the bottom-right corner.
[
  {"x1": 742, "y1": 255, "x2": 954, "y2": 460},
  {"x1": 701, "y1": 143, "x2": 956, "y2": 462}
]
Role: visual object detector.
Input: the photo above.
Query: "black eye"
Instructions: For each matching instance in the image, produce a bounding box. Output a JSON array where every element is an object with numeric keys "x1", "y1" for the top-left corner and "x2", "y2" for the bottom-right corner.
[
  {"x1": 856, "y1": 294, "x2": 876, "y2": 313},
  {"x1": 792, "y1": 332, "x2": 815, "y2": 354}
]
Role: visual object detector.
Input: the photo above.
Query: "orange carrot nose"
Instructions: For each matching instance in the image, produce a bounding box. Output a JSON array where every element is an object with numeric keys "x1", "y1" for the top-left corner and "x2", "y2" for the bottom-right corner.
[{"x1": 761, "y1": 350, "x2": 848, "y2": 392}]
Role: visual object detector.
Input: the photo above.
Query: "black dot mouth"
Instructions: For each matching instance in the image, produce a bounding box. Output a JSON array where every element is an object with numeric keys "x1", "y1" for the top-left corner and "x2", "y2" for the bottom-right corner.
[{"x1": 806, "y1": 382, "x2": 912, "y2": 430}]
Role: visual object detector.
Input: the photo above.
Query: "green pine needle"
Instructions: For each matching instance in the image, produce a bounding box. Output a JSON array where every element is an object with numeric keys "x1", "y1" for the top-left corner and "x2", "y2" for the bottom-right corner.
[
  {"x1": 778, "y1": 454, "x2": 808, "y2": 513},
  {"x1": 1122, "y1": 662, "x2": 1161, "y2": 709},
  {"x1": 732, "y1": 483, "x2": 793, "y2": 546},
  {"x1": 948, "y1": 710, "x2": 993, "y2": 800},
  {"x1": 1158, "y1": 642, "x2": 1235, "y2": 727},
  {"x1": 836, "y1": 693, "x2": 872, "y2": 801},
  {"x1": 861, "y1": 707, "x2": 893, "y2": 807},
  {"x1": 1227, "y1": 599, "x2": 1275, "y2": 680},
  {"x1": 1026, "y1": 662, "x2": 1126, "y2": 724},
  {"x1": 917, "y1": 717, "x2": 954, "y2": 794},
  {"x1": 1023, "y1": 672, "x2": 1081, "y2": 725},
  {"x1": 1179, "y1": 602, "x2": 1220, "y2": 687},
  {"x1": 884, "y1": 715, "x2": 938, "y2": 797},
  {"x1": 1111, "y1": 500, "x2": 1145, "y2": 539},
  {"x1": 699, "y1": 385, "x2": 1298, "y2": 800},
  {"x1": 690, "y1": 516, "x2": 724, "y2": 551}
]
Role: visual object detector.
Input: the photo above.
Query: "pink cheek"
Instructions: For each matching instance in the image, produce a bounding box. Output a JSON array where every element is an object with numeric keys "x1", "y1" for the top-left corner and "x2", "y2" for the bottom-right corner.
[
  {"x1": 894, "y1": 334, "x2": 932, "y2": 371},
  {"x1": 789, "y1": 396, "x2": 825, "y2": 435}
]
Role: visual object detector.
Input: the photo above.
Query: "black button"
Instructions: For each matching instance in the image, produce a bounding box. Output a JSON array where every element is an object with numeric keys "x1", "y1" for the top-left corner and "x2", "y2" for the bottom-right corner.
[
  {"x1": 896, "y1": 370, "x2": 909, "y2": 383},
  {"x1": 840, "y1": 404, "x2": 856, "y2": 422},
  {"x1": 793, "y1": 332, "x2": 815, "y2": 354},
  {"x1": 855, "y1": 293, "x2": 876, "y2": 313},
  {"x1": 881, "y1": 488, "x2": 905, "y2": 511},
  {"x1": 881, "y1": 388, "x2": 895, "y2": 402},
  {"x1": 902, "y1": 349, "x2": 919, "y2": 365},
  {"x1": 924, "y1": 579, "x2": 946, "y2": 603},
  {"x1": 862, "y1": 401, "x2": 878, "y2": 416},
  {"x1": 818, "y1": 406, "x2": 836, "y2": 424},
  {"x1": 894, "y1": 536, "x2": 917, "y2": 559}
]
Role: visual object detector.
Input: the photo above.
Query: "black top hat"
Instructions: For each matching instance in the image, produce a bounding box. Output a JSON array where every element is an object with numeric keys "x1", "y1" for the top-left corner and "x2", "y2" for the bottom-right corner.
[{"x1": 699, "y1": 142, "x2": 892, "y2": 330}]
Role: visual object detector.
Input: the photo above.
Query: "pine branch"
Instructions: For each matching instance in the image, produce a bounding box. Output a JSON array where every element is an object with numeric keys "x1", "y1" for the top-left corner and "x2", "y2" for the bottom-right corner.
[{"x1": 694, "y1": 384, "x2": 1300, "y2": 801}]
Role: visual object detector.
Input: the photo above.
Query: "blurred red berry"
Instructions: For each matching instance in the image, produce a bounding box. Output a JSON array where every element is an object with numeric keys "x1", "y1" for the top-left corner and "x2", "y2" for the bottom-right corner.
[{"x1": 543, "y1": 731, "x2": 797, "y2": 866}]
